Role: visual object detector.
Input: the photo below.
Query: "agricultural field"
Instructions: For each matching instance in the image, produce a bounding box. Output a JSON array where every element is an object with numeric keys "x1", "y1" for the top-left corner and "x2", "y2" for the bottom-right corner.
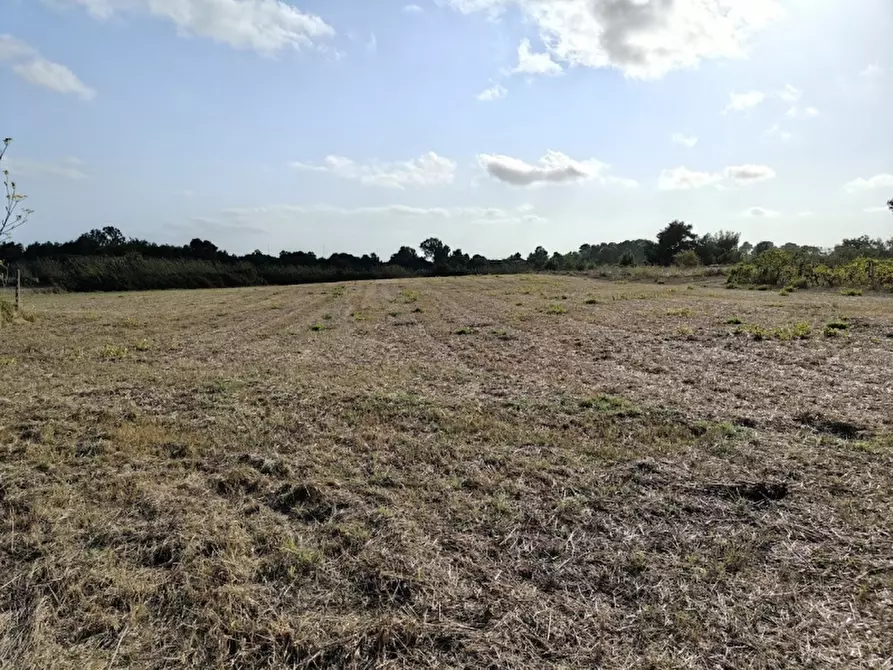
[{"x1": 1, "y1": 274, "x2": 892, "y2": 669}]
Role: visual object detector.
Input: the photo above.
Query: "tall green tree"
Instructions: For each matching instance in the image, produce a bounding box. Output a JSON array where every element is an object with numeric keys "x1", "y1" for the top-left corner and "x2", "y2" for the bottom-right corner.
[{"x1": 646, "y1": 221, "x2": 697, "y2": 266}]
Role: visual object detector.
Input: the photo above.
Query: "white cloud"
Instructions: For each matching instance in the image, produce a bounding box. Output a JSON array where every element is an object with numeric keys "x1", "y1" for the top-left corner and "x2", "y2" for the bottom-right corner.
[
  {"x1": 723, "y1": 90, "x2": 765, "y2": 114},
  {"x1": 846, "y1": 174, "x2": 893, "y2": 192},
  {"x1": 864, "y1": 206, "x2": 890, "y2": 214},
  {"x1": 12, "y1": 59, "x2": 96, "y2": 99},
  {"x1": 218, "y1": 203, "x2": 547, "y2": 226},
  {"x1": 5, "y1": 156, "x2": 90, "y2": 180},
  {"x1": 0, "y1": 34, "x2": 95, "y2": 99},
  {"x1": 446, "y1": 0, "x2": 783, "y2": 79},
  {"x1": 724, "y1": 164, "x2": 776, "y2": 185},
  {"x1": 512, "y1": 38, "x2": 563, "y2": 76},
  {"x1": 746, "y1": 207, "x2": 781, "y2": 218},
  {"x1": 366, "y1": 33, "x2": 378, "y2": 54},
  {"x1": 786, "y1": 106, "x2": 819, "y2": 118},
  {"x1": 860, "y1": 63, "x2": 882, "y2": 77},
  {"x1": 291, "y1": 152, "x2": 456, "y2": 189},
  {"x1": 49, "y1": 0, "x2": 334, "y2": 54},
  {"x1": 659, "y1": 164, "x2": 775, "y2": 190},
  {"x1": 658, "y1": 166, "x2": 723, "y2": 191},
  {"x1": 671, "y1": 133, "x2": 698, "y2": 149},
  {"x1": 766, "y1": 124, "x2": 792, "y2": 142},
  {"x1": 477, "y1": 83, "x2": 507, "y2": 101},
  {"x1": 777, "y1": 84, "x2": 802, "y2": 103},
  {"x1": 479, "y1": 150, "x2": 637, "y2": 187},
  {"x1": 403, "y1": 4, "x2": 424, "y2": 13}
]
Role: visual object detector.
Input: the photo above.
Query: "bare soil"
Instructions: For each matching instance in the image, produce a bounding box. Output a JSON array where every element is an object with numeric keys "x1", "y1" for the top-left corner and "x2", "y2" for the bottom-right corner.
[{"x1": 1, "y1": 275, "x2": 891, "y2": 669}]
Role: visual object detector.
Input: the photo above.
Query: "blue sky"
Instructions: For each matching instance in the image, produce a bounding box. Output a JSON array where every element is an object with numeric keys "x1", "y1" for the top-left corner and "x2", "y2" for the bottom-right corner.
[{"x1": 2, "y1": 0, "x2": 891, "y2": 257}]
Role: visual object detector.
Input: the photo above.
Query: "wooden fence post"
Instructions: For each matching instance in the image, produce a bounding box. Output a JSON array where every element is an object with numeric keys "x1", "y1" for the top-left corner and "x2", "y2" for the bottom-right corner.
[{"x1": 15, "y1": 269, "x2": 21, "y2": 312}]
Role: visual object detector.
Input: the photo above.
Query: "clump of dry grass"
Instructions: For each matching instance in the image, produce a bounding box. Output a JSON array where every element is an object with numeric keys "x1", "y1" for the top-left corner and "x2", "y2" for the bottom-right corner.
[{"x1": 1, "y1": 275, "x2": 892, "y2": 668}]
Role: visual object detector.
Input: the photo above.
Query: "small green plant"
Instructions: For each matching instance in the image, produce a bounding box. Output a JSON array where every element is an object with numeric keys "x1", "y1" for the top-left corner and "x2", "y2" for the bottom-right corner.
[
  {"x1": 667, "y1": 308, "x2": 695, "y2": 317},
  {"x1": 491, "y1": 329, "x2": 513, "y2": 341},
  {"x1": 840, "y1": 288, "x2": 863, "y2": 297},
  {"x1": 756, "y1": 285, "x2": 771, "y2": 291},
  {"x1": 351, "y1": 311, "x2": 371, "y2": 321},
  {"x1": 726, "y1": 317, "x2": 744, "y2": 325},
  {"x1": 676, "y1": 325, "x2": 695, "y2": 337},
  {"x1": 584, "y1": 297, "x2": 600, "y2": 305},
  {"x1": 775, "y1": 322, "x2": 811, "y2": 341},
  {"x1": 546, "y1": 304, "x2": 567, "y2": 314},
  {"x1": 455, "y1": 327, "x2": 475, "y2": 335},
  {"x1": 331, "y1": 286, "x2": 346, "y2": 298},
  {"x1": 0, "y1": 357, "x2": 15, "y2": 366},
  {"x1": 388, "y1": 311, "x2": 401, "y2": 318},
  {"x1": 399, "y1": 289, "x2": 420, "y2": 303},
  {"x1": 309, "y1": 323, "x2": 327, "y2": 332},
  {"x1": 579, "y1": 394, "x2": 640, "y2": 417},
  {"x1": 778, "y1": 288, "x2": 791, "y2": 296},
  {"x1": 791, "y1": 277, "x2": 809, "y2": 290},
  {"x1": 825, "y1": 320, "x2": 849, "y2": 331},
  {"x1": 99, "y1": 343, "x2": 129, "y2": 360},
  {"x1": 412, "y1": 307, "x2": 424, "y2": 314},
  {"x1": 133, "y1": 339, "x2": 151, "y2": 352}
]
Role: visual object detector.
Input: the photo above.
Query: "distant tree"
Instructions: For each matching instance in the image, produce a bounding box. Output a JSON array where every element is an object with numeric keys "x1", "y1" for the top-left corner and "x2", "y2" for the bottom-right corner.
[
  {"x1": 420, "y1": 237, "x2": 450, "y2": 265},
  {"x1": 647, "y1": 220, "x2": 697, "y2": 266},
  {"x1": 389, "y1": 246, "x2": 428, "y2": 270},
  {"x1": 1, "y1": 138, "x2": 33, "y2": 244},
  {"x1": 739, "y1": 241, "x2": 754, "y2": 260},
  {"x1": 753, "y1": 241, "x2": 775, "y2": 257},
  {"x1": 618, "y1": 251, "x2": 636, "y2": 267},
  {"x1": 888, "y1": 198, "x2": 892, "y2": 214},
  {"x1": 189, "y1": 238, "x2": 218, "y2": 261},
  {"x1": 527, "y1": 246, "x2": 549, "y2": 270}
]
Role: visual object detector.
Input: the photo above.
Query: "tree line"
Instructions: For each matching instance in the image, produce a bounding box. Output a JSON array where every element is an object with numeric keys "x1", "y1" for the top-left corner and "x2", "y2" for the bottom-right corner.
[{"x1": 0, "y1": 218, "x2": 890, "y2": 292}]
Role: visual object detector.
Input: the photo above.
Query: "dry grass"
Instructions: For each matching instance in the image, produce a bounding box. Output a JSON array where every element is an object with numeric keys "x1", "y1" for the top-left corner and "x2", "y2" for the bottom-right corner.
[{"x1": 1, "y1": 275, "x2": 892, "y2": 669}]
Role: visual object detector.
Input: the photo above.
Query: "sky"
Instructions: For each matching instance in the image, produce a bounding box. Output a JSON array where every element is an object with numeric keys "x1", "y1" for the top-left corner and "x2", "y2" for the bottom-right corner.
[{"x1": 1, "y1": 0, "x2": 891, "y2": 258}]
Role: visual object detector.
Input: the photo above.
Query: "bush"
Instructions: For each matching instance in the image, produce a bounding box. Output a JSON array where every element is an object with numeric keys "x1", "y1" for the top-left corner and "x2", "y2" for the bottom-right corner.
[{"x1": 673, "y1": 250, "x2": 700, "y2": 268}]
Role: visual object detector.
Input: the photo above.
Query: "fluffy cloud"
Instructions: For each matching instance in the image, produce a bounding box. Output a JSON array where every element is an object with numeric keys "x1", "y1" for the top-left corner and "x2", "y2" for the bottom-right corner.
[
  {"x1": 846, "y1": 174, "x2": 893, "y2": 192},
  {"x1": 447, "y1": 0, "x2": 783, "y2": 79},
  {"x1": 291, "y1": 152, "x2": 456, "y2": 189},
  {"x1": 477, "y1": 83, "x2": 507, "y2": 101},
  {"x1": 658, "y1": 167, "x2": 722, "y2": 191},
  {"x1": 746, "y1": 207, "x2": 781, "y2": 218},
  {"x1": 723, "y1": 90, "x2": 765, "y2": 113},
  {"x1": 671, "y1": 133, "x2": 698, "y2": 148},
  {"x1": 785, "y1": 106, "x2": 819, "y2": 118},
  {"x1": 777, "y1": 84, "x2": 802, "y2": 103},
  {"x1": 659, "y1": 164, "x2": 775, "y2": 190},
  {"x1": 513, "y1": 38, "x2": 563, "y2": 76},
  {"x1": 48, "y1": 0, "x2": 334, "y2": 54},
  {"x1": 479, "y1": 151, "x2": 637, "y2": 187},
  {"x1": 724, "y1": 164, "x2": 776, "y2": 185},
  {"x1": 403, "y1": 4, "x2": 424, "y2": 13},
  {"x1": 0, "y1": 34, "x2": 95, "y2": 99}
]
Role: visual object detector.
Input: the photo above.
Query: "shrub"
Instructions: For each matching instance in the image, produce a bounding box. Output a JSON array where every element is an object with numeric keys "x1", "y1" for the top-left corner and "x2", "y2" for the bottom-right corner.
[
  {"x1": 455, "y1": 327, "x2": 475, "y2": 335},
  {"x1": 673, "y1": 250, "x2": 700, "y2": 268},
  {"x1": 546, "y1": 304, "x2": 567, "y2": 314},
  {"x1": 726, "y1": 317, "x2": 744, "y2": 325},
  {"x1": 791, "y1": 276, "x2": 809, "y2": 289},
  {"x1": 840, "y1": 288, "x2": 863, "y2": 296}
]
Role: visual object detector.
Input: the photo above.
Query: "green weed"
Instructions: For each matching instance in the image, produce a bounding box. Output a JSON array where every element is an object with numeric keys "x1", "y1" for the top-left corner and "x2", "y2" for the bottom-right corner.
[
  {"x1": 455, "y1": 327, "x2": 476, "y2": 335},
  {"x1": 546, "y1": 304, "x2": 567, "y2": 314}
]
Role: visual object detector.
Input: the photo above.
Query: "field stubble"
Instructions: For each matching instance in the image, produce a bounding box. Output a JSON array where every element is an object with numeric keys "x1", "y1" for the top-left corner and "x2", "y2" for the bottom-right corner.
[{"x1": 1, "y1": 275, "x2": 892, "y2": 668}]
